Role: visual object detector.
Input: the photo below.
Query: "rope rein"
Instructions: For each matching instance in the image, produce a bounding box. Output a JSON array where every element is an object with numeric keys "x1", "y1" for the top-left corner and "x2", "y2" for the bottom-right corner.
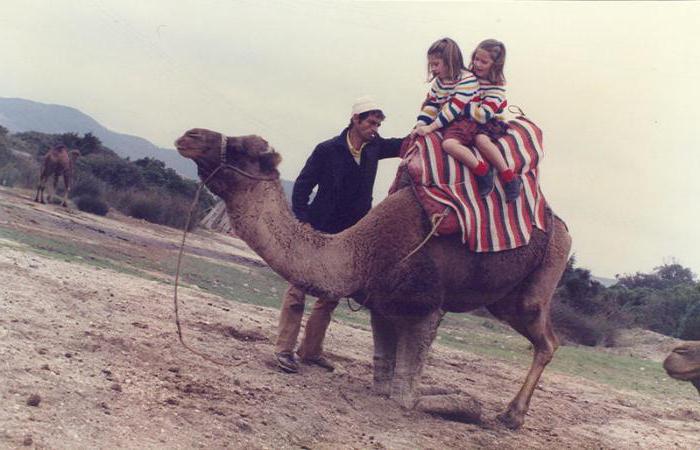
[{"x1": 172, "y1": 134, "x2": 275, "y2": 366}]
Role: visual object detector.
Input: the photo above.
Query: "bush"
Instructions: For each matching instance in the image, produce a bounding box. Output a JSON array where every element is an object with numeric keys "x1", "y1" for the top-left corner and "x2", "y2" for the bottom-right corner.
[
  {"x1": 551, "y1": 300, "x2": 618, "y2": 346},
  {"x1": 74, "y1": 195, "x2": 109, "y2": 216},
  {"x1": 69, "y1": 175, "x2": 104, "y2": 199},
  {"x1": 0, "y1": 158, "x2": 39, "y2": 188},
  {"x1": 111, "y1": 189, "x2": 201, "y2": 230},
  {"x1": 678, "y1": 301, "x2": 700, "y2": 340},
  {"x1": 127, "y1": 195, "x2": 163, "y2": 223}
]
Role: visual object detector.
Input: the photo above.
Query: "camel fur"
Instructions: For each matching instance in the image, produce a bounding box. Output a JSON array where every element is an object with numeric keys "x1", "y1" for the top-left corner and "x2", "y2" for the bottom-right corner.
[
  {"x1": 175, "y1": 129, "x2": 572, "y2": 429},
  {"x1": 34, "y1": 145, "x2": 80, "y2": 207},
  {"x1": 664, "y1": 341, "x2": 700, "y2": 395}
]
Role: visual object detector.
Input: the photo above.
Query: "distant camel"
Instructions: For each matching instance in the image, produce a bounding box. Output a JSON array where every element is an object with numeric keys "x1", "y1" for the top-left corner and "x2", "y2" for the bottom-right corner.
[
  {"x1": 34, "y1": 144, "x2": 80, "y2": 207},
  {"x1": 663, "y1": 341, "x2": 700, "y2": 395}
]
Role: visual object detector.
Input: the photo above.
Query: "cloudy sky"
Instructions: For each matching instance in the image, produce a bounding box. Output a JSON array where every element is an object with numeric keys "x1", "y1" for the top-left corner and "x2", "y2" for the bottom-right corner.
[{"x1": 2, "y1": 1, "x2": 699, "y2": 278}]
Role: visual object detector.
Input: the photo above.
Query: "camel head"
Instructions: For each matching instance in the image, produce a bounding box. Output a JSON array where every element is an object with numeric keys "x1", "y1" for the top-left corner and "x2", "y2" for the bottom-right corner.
[
  {"x1": 663, "y1": 341, "x2": 700, "y2": 395},
  {"x1": 175, "y1": 128, "x2": 281, "y2": 198}
]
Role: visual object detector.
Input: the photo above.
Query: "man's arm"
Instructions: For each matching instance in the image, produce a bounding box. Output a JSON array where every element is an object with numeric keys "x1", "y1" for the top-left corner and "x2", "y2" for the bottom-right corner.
[
  {"x1": 291, "y1": 145, "x2": 323, "y2": 222},
  {"x1": 376, "y1": 136, "x2": 408, "y2": 160}
]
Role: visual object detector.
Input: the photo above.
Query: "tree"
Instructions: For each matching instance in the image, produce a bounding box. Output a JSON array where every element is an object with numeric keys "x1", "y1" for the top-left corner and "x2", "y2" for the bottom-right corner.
[
  {"x1": 79, "y1": 132, "x2": 102, "y2": 155},
  {"x1": 616, "y1": 263, "x2": 696, "y2": 290}
]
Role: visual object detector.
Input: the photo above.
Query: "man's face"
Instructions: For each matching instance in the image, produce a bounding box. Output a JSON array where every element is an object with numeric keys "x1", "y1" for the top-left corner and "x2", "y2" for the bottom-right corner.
[{"x1": 353, "y1": 113, "x2": 383, "y2": 143}]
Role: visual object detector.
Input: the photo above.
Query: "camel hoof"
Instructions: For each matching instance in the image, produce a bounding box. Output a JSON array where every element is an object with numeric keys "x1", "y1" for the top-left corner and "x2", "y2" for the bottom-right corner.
[
  {"x1": 390, "y1": 387, "x2": 417, "y2": 409},
  {"x1": 497, "y1": 410, "x2": 524, "y2": 430},
  {"x1": 372, "y1": 381, "x2": 391, "y2": 397},
  {"x1": 416, "y1": 394, "x2": 481, "y2": 424}
]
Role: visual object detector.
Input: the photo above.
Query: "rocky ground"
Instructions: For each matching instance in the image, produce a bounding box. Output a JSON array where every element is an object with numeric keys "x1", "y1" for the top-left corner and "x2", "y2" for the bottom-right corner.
[{"x1": 1, "y1": 186, "x2": 698, "y2": 449}]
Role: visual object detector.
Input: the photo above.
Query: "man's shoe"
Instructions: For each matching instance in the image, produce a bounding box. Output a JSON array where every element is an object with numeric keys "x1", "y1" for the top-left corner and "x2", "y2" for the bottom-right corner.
[
  {"x1": 301, "y1": 355, "x2": 335, "y2": 372},
  {"x1": 504, "y1": 176, "x2": 523, "y2": 203},
  {"x1": 275, "y1": 351, "x2": 299, "y2": 373},
  {"x1": 475, "y1": 168, "x2": 495, "y2": 197}
]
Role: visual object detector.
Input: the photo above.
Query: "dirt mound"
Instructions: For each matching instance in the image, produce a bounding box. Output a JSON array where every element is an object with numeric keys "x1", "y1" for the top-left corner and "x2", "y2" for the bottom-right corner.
[{"x1": 605, "y1": 328, "x2": 685, "y2": 362}]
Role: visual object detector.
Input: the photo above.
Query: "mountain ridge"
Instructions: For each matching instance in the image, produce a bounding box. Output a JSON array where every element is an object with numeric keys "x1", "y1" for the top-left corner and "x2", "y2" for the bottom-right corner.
[{"x1": 0, "y1": 97, "x2": 197, "y2": 179}]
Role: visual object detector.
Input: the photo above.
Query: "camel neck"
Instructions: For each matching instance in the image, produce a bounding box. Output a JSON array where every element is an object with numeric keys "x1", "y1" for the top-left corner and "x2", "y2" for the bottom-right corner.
[
  {"x1": 223, "y1": 181, "x2": 427, "y2": 300},
  {"x1": 224, "y1": 180, "x2": 364, "y2": 297}
]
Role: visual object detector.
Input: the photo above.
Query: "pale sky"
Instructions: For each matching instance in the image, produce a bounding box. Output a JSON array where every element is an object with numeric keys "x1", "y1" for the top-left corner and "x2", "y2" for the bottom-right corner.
[{"x1": 2, "y1": 0, "x2": 699, "y2": 278}]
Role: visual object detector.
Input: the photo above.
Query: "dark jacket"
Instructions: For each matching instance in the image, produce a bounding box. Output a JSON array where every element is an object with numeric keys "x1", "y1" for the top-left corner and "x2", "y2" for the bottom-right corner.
[{"x1": 292, "y1": 128, "x2": 403, "y2": 234}]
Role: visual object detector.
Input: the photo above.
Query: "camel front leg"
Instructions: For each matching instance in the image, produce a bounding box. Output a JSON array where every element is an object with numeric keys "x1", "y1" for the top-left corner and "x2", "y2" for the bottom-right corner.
[
  {"x1": 487, "y1": 220, "x2": 570, "y2": 429},
  {"x1": 370, "y1": 310, "x2": 397, "y2": 397},
  {"x1": 390, "y1": 307, "x2": 444, "y2": 409}
]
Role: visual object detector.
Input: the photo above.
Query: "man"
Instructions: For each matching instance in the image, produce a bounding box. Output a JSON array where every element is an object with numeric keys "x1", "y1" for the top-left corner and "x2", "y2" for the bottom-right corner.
[{"x1": 275, "y1": 96, "x2": 404, "y2": 373}]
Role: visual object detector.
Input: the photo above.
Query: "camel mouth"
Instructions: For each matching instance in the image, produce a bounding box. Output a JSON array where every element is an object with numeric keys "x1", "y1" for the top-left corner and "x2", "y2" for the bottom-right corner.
[
  {"x1": 174, "y1": 135, "x2": 198, "y2": 159},
  {"x1": 664, "y1": 355, "x2": 700, "y2": 380}
]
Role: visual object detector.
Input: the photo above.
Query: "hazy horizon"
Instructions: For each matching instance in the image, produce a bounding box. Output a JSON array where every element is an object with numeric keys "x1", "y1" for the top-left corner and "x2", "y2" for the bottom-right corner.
[{"x1": 2, "y1": 1, "x2": 699, "y2": 279}]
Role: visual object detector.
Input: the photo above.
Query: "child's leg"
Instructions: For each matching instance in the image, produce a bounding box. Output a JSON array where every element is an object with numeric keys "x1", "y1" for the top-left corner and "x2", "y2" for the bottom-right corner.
[
  {"x1": 443, "y1": 139, "x2": 486, "y2": 174},
  {"x1": 443, "y1": 138, "x2": 494, "y2": 197},
  {"x1": 475, "y1": 134, "x2": 522, "y2": 202},
  {"x1": 474, "y1": 134, "x2": 509, "y2": 173}
]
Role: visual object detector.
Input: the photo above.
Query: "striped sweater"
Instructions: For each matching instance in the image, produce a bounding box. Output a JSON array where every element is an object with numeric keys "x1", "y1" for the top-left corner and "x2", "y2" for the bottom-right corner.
[
  {"x1": 466, "y1": 80, "x2": 508, "y2": 124},
  {"x1": 417, "y1": 70, "x2": 479, "y2": 128}
]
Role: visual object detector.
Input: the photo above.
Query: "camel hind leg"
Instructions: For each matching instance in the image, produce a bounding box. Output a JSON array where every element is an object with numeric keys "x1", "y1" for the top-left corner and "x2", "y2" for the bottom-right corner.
[
  {"x1": 487, "y1": 220, "x2": 571, "y2": 429},
  {"x1": 35, "y1": 173, "x2": 47, "y2": 203}
]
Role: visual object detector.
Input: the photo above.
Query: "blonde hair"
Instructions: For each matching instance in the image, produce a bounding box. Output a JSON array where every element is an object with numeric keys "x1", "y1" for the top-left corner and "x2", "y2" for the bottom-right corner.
[
  {"x1": 469, "y1": 39, "x2": 506, "y2": 84},
  {"x1": 426, "y1": 37, "x2": 465, "y2": 82}
]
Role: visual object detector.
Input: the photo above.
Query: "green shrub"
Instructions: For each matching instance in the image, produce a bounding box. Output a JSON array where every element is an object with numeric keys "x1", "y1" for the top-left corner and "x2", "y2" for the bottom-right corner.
[
  {"x1": 0, "y1": 158, "x2": 38, "y2": 188},
  {"x1": 127, "y1": 196, "x2": 162, "y2": 223},
  {"x1": 678, "y1": 301, "x2": 700, "y2": 340},
  {"x1": 70, "y1": 175, "x2": 104, "y2": 199},
  {"x1": 551, "y1": 300, "x2": 618, "y2": 346},
  {"x1": 74, "y1": 195, "x2": 109, "y2": 216}
]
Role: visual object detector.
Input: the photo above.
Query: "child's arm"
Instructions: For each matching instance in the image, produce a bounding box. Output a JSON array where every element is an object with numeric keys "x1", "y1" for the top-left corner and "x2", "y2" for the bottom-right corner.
[
  {"x1": 466, "y1": 83, "x2": 507, "y2": 124},
  {"x1": 413, "y1": 73, "x2": 479, "y2": 136},
  {"x1": 416, "y1": 89, "x2": 441, "y2": 127}
]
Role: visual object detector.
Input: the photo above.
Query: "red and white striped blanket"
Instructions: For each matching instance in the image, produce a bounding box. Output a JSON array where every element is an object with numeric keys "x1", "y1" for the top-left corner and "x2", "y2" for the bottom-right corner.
[{"x1": 395, "y1": 116, "x2": 548, "y2": 252}]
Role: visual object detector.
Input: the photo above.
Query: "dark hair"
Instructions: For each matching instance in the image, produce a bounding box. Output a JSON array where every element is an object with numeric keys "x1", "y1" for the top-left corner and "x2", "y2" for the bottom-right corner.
[
  {"x1": 469, "y1": 39, "x2": 506, "y2": 84},
  {"x1": 348, "y1": 110, "x2": 385, "y2": 129},
  {"x1": 426, "y1": 37, "x2": 465, "y2": 82}
]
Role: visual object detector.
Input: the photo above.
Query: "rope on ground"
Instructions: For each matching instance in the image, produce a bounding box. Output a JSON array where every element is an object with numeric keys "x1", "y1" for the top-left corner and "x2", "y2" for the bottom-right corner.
[{"x1": 173, "y1": 169, "x2": 244, "y2": 367}]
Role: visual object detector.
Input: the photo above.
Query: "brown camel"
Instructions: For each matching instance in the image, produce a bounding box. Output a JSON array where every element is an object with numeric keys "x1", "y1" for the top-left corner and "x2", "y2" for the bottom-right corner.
[
  {"x1": 34, "y1": 144, "x2": 80, "y2": 207},
  {"x1": 663, "y1": 341, "x2": 700, "y2": 395},
  {"x1": 175, "y1": 129, "x2": 572, "y2": 429}
]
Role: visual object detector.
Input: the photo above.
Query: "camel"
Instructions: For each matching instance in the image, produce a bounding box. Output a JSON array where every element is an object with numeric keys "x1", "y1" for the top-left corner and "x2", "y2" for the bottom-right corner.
[
  {"x1": 34, "y1": 144, "x2": 80, "y2": 207},
  {"x1": 663, "y1": 341, "x2": 700, "y2": 395},
  {"x1": 175, "y1": 128, "x2": 572, "y2": 429}
]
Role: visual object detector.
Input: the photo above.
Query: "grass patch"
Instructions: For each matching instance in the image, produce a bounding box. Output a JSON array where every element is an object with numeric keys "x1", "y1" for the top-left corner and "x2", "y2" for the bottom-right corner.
[{"x1": 0, "y1": 227, "x2": 147, "y2": 278}]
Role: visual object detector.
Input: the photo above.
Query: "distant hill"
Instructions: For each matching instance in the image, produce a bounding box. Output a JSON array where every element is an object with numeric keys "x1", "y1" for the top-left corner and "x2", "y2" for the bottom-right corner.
[{"x1": 0, "y1": 97, "x2": 199, "y2": 179}]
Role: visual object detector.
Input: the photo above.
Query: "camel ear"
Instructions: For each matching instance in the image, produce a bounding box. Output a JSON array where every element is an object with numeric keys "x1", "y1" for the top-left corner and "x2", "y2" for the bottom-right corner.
[{"x1": 259, "y1": 151, "x2": 282, "y2": 171}]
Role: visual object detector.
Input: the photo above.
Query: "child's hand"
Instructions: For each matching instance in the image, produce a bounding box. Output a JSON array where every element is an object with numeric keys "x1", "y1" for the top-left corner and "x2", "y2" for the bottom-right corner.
[{"x1": 412, "y1": 124, "x2": 433, "y2": 137}]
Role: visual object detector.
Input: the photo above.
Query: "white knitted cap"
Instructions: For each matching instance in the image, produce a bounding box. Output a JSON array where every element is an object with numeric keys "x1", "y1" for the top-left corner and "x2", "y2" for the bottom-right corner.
[{"x1": 351, "y1": 95, "x2": 381, "y2": 115}]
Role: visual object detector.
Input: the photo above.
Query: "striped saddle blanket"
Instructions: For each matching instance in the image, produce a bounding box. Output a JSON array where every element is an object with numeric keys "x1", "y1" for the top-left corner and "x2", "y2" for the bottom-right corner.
[{"x1": 393, "y1": 116, "x2": 548, "y2": 252}]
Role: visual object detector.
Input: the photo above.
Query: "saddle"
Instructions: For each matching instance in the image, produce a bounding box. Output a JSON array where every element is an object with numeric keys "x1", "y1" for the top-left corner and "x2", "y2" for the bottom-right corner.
[{"x1": 390, "y1": 116, "x2": 548, "y2": 253}]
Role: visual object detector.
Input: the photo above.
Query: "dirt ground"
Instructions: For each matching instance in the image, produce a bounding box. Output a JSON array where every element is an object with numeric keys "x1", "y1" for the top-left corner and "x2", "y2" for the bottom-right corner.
[{"x1": 1, "y1": 186, "x2": 699, "y2": 449}]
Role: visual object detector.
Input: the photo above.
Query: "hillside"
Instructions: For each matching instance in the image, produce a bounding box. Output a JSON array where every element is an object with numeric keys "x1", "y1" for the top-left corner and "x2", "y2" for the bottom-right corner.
[
  {"x1": 0, "y1": 97, "x2": 295, "y2": 201},
  {"x1": 1, "y1": 185, "x2": 698, "y2": 449},
  {"x1": 0, "y1": 97, "x2": 192, "y2": 179}
]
